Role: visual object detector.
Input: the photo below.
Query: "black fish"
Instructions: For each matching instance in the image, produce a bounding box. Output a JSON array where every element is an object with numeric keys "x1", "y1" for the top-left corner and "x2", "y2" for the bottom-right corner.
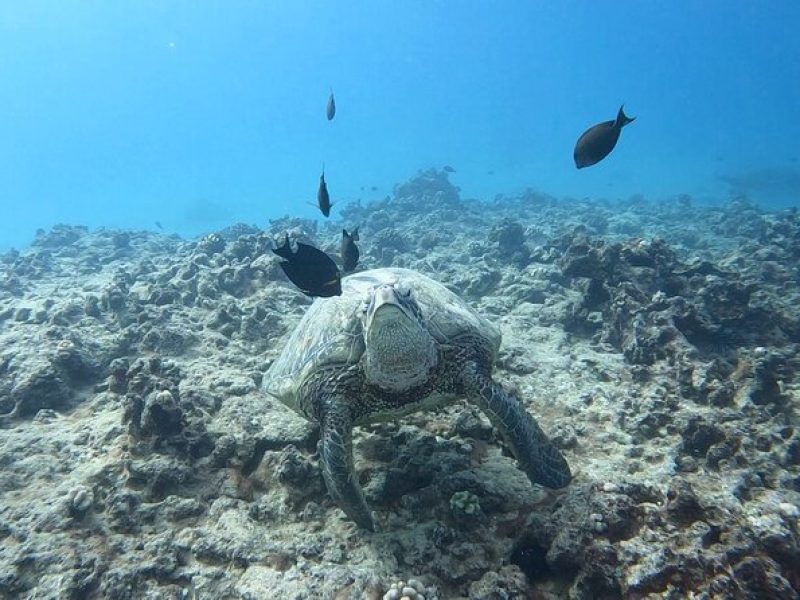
[
  {"x1": 317, "y1": 168, "x2": 332, "y2": 217},
  {"x1": 273, "y1": 235, "x2": 342, "y2": 297},
  {"x1": 341, "y1": 227, "x2": 360, "y2": 272},
  {"x1": 574, "y1": 105, "x2": 635, "y2": 169},
  {"x1": 154, "y1": 221, "x2": 163, "y2": 230},
  {"x1": 443, "y1": 165, "x2": 456, "y2": 173},
  {"x1": 326, "y1": 91, "x2": 336, "y2": 121}
]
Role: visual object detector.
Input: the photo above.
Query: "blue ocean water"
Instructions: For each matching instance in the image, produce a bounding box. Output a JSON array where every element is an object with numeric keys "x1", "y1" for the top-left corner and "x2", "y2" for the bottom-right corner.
[{"x1": 1, "y1": 2, "x2": 798, "y2": 251}]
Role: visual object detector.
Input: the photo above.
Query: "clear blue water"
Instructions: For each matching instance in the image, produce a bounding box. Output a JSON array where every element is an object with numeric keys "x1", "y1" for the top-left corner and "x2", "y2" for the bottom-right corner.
[{"x1": 1, "y1": 2, "x2": 798, "y2": 251}]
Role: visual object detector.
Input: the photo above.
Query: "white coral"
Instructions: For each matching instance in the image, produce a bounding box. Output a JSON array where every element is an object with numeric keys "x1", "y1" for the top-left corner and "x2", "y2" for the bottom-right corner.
[{"x1": 383, "y1": 578, "x2": 438, "y2": 600}]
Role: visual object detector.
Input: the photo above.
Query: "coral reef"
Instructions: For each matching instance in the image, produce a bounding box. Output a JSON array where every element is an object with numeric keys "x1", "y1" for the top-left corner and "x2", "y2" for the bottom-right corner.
[{"x1": 0, "y1": 177, "x2": 798, "y2": 598}]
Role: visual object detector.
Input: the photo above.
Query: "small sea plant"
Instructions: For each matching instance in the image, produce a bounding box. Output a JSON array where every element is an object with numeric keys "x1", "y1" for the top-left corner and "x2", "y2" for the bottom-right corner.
[{"x1": 449, "y1": 490, "x2": 481, "y2": 517}]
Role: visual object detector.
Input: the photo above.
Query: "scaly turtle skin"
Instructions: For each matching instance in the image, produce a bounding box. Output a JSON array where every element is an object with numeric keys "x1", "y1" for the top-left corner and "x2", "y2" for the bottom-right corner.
[{"x1": 263, "y1": 267, "x2": 571, "y2": 530}]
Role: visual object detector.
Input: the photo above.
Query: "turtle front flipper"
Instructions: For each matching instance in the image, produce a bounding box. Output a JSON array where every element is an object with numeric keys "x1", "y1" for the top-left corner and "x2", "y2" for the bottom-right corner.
[
  {"x1": 320, "y1": 401, "x2": 375, "y2": 531},
  {"x1": 461, "y1": 363, "x2": 571, "y2": 489}
]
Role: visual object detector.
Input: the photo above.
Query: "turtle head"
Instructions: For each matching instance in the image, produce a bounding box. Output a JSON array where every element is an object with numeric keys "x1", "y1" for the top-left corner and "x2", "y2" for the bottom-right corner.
[{"x1": 362, "y1": 282, "x2": 437, "y2": 392}]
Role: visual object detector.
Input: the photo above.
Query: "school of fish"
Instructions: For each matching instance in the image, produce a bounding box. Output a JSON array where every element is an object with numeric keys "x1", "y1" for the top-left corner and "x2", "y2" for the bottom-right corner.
[{"x1": 275, "y1": 94, "x2": 635, "y2": 297}]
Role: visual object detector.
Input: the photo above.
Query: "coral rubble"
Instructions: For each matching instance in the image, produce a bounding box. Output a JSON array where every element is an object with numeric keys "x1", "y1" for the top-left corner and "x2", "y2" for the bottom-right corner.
[{"x1": 0, "y1": 175, "x2": 798, "y2": 598}]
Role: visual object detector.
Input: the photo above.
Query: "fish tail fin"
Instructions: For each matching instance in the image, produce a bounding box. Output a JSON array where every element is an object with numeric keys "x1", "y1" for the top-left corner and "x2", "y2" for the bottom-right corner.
[
  {"x1": 616, "y1": 105, "x2": 635, "y2": 128},
  {"x1": 352, "y1": 226, "x2": 359, "y2": 241}
]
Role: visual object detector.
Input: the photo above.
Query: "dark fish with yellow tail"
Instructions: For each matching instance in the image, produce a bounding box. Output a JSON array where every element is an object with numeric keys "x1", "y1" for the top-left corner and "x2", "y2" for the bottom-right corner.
[
  {"x1": 574, "y1": 105, "x2": 635, "y2": 169},
  {"x1": 272, "y1": 235, "x2": 342, "y2": 297},
  {"x1": 341, "y1": 227, "x2": 360, "y2": 272},
  {"x1": 318, "y1": 168, "x2": 332, "y2": 217},
  {"x1": 326, "y1": 91, "x2": 336, "y2": 121}
]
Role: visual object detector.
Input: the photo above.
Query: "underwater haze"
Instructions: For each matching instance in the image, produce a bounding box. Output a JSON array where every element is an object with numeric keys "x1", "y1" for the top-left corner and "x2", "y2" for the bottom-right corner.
[
  {"x1": 1, "y1": 1, "x2": 799, "y2": 251},
  {"x1": 5, "y1": 3, "x2": 800, "y2": 598}
]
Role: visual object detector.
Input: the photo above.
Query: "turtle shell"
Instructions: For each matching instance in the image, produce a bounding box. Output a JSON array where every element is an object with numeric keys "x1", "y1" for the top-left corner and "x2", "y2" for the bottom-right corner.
[{"x1": 262, "y1": 267, "x2": 501, "y2": 414}]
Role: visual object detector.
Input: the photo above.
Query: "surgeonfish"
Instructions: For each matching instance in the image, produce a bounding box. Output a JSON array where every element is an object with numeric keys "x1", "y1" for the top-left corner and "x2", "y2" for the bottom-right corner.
[
  {"x1": 326, "y1": 91, "x2": 336, "y2": 121},
  {"x1": 317, "y1": 168, "x2": 332, "y2": 217},
  {"x1": 574, "y1": 105, "x2": 635, "y2": 169},
  {"x1": 273, "y1": 235, "x2": 342, "y2": 297},
  {"x1": 341, "y1": 227, "x2": 360, "y2": 273}
]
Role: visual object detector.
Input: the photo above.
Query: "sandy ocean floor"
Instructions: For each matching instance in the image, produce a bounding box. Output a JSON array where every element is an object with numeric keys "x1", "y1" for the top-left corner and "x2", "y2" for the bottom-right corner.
[{"x1": 1, "y1": 170, "x2": 799, "y2": 599}]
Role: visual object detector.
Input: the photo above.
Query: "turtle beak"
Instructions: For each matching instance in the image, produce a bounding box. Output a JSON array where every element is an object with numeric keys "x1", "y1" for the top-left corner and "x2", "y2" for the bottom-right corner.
[{"x1": 365, "y1": 285, "x2": 402, "y2": 329}]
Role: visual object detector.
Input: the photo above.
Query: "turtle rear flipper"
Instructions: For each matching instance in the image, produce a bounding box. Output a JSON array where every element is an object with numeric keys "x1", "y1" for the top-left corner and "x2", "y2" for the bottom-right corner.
[
  {"x1": 320, "y1": 401, "x2": 375, "y2": 531},
  {"x1": 461, "y1": 363, "x2": 571, "y2": 489}
]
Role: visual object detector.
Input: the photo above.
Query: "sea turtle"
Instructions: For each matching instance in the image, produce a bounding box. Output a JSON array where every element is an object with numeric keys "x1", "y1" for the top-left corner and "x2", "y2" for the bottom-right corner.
[{"x1": 263, "y1": 267, "x2": 571, "y2": 530}]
